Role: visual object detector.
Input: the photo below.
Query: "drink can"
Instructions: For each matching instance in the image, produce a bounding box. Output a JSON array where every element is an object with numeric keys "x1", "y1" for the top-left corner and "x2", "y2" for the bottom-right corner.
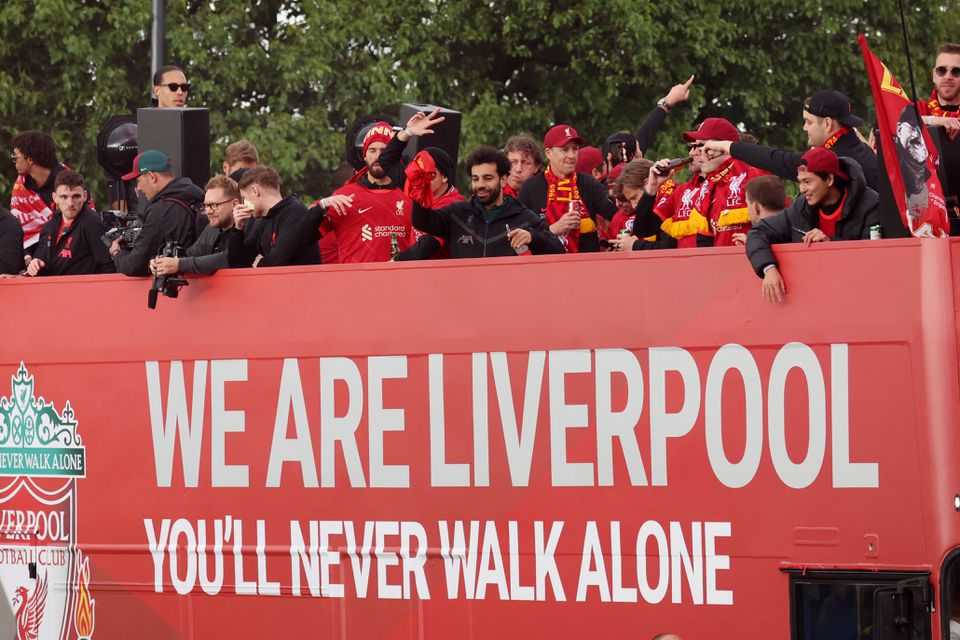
[{"x1": 869, "y1": 224, "x2": 882, "y2": 240}]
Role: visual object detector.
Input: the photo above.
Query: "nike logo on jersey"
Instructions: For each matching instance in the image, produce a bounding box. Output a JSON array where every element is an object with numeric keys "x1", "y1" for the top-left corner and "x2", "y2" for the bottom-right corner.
[{"x1": 359, "y1": 207, "x2": 373, "y2": 214}]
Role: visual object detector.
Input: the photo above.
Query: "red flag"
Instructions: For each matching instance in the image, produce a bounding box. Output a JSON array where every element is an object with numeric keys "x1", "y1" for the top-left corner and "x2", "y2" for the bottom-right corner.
[{"x1": 859, "y1": 34, "x2": 949, "y2": 237}]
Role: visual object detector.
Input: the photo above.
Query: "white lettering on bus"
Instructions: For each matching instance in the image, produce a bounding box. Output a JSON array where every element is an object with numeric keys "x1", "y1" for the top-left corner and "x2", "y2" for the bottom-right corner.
[{"x1": 145, "y1": 343, "x2": 877, "y2": 492}]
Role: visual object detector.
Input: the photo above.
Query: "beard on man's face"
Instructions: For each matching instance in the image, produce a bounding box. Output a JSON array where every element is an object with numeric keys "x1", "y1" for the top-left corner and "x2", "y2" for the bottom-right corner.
[
  {"x1": 473, "y1": 182, "x2": 501, "y2": 206},
  {"x1": 367, "y1": 161, "x2": 386, "y2": 179}
]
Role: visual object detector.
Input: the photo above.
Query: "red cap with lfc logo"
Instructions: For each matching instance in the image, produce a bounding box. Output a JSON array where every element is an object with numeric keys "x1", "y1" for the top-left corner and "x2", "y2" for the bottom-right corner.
[{"x1": 544, "y1": 124, "x2": 585, "y2": 148}]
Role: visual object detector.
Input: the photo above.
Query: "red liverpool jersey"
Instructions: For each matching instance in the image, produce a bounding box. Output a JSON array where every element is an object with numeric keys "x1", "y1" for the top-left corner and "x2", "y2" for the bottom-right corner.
[
  {"x1": 693, "y1": 159, "x2": 767, "y2": 247},
  {"x1": 326, "y1": 182, "x2": 413, "y2": 263},
  {"x1": 654, "y1": 176, "x2": 708, "y2": 249}
]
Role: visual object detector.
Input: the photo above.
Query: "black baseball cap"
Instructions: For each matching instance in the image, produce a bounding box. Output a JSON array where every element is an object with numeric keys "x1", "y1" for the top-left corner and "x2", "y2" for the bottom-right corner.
[{"x1": 804, "y1": 90, "x2": 863, "y2": 127}]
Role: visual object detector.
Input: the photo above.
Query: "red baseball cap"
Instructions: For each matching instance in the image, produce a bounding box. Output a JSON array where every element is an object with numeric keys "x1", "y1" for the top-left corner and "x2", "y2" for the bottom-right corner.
[
  {"x1": 799, "y1": 147, "x2": 849, "y2": 180},
  {"x1": 576, "y1": 146, "x2": 604, "y2": 174},
  {"x1": 606, "y1": 161, "x2": 625, "y2": 185},
  {"x1": 544, "y1": 124, "x2": 585, "y2": 148},
  {"x1": 682, "y1": 118, "x2": 741, "y2": 143}
]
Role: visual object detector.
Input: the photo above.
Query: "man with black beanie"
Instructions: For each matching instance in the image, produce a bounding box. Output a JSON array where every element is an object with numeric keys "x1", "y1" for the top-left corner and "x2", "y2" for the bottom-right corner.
[{"x1": 382, "y1": 108, "x2": 465, "y2": 259}]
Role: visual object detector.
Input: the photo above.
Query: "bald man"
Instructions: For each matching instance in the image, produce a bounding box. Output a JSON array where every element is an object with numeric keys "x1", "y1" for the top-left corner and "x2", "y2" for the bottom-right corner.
[{"x1": 652, "y1": 634, "x2": 682, "y2": 640}]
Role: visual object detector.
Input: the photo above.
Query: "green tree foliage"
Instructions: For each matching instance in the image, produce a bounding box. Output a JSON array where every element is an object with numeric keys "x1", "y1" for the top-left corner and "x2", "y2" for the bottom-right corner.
[{"x1": 0, "y1": 0, "x2": 957, "y2": 202}]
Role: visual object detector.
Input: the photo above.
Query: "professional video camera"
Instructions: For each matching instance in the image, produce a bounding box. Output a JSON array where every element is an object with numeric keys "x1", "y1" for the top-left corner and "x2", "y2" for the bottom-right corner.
[
  {"x1": 99, "y1": 210, "x2": 144, "y2": 248},
  {"x1": 147, "y1": 241, "x2": 189, "y2": 310}
]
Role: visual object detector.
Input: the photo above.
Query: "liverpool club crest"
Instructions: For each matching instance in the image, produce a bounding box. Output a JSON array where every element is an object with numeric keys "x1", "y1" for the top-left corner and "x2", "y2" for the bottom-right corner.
[{"x1": 0, "y1": 363, "x2": 94, "y2": 640}]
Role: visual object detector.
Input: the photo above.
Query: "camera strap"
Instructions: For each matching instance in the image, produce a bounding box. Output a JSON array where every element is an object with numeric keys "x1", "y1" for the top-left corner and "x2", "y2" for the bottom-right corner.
[{"x1": 160, "y1": 197, "x2": 198, "y2": 217}]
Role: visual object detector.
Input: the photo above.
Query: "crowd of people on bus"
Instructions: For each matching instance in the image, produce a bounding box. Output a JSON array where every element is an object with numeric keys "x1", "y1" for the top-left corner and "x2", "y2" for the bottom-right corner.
[{"x1": 3, "y1": 42, "x2": 960, "y2": 302}]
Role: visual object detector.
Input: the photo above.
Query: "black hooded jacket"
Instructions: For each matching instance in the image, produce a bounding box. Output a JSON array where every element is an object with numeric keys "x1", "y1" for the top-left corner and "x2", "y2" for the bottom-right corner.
[
  {"x1": 116, "y1": 177, "x2": 203, "y2": 276},
  {"x1": 32, "y1": 207, "x2": 114, "y2": 275},
  {"x1": 0, "y1": 208, "x2": 23, "y2": 275},
  {"x1": 730, "y1": 129, "x2": 879, "y2": 192},
  {"x1": 412, "y1": 196, "x2": 565, "y2": 258},
  {"x1": 255, "y1": 195, "x2": 321, "y2": 267},
  {"x1": 518, "y1": 171, "x2": 618, "y2": 222},
  {"x1": 746, "y1": 157, "x2": 880, "y2": 277}
]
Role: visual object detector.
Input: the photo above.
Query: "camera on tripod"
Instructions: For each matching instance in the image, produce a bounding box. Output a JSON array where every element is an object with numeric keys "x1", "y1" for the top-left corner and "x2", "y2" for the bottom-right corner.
[
  {"x1": 147, "y1": 241, "x2": 189, "y2": 309},
  {"x1": 99, "y1": 210, "x2": 144, "y2": 248}
]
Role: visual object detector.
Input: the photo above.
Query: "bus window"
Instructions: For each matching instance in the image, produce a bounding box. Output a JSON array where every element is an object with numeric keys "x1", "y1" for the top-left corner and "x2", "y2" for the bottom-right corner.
[
  {"x1": 789, "y1": 570, "x2": 931, "y2": 640},
  {"x1": 941, "y1": 551, "x2": 960, "y2": 640}
]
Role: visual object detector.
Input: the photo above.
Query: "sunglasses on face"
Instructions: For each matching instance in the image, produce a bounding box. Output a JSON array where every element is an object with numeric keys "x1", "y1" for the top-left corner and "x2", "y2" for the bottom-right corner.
[
  {"x1": 686, "y1": 142, "x2": 705, "y2": 149},
  {"x1": 159, "y1": 83, "x2": 191, "y2": 92},
  {"x1": 935, "y1": 66, "x2": 960, "y2": 78}
]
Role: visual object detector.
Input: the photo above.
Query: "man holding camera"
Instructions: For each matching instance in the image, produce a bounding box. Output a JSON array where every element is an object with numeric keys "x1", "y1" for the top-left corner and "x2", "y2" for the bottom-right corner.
[
  {"x1": 26, "y1": 170, "x2": 113, "y2": 276},
  {"x1": 109, "y1": 150, "x2": 202, "y2": 276},
  {"x1": 149, "y1": 175, "x2": 251, "y2": 277}
]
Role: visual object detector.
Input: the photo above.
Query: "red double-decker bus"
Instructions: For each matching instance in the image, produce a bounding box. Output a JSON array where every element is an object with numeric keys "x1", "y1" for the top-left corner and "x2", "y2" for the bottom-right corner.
[{"x1": 0, "y1": 238, "x2": 957, "y2": 639}]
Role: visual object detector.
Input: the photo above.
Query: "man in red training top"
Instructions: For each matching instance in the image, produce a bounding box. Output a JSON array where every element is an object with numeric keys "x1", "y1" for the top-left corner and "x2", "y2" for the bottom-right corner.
[
  {"x1": 378, "y1": 108, "x2": 464, "y2": 260},
  {"x1": 323, "y1": 122, "x2": 413, "y2": 263}
]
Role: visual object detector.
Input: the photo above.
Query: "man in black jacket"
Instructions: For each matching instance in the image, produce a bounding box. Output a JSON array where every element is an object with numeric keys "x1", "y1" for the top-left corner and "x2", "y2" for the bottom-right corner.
[
  {"x1": 110, "y1": 150, "x2": 201, "y2": 276},
  {"x1": 746, "y1": 148, "x2": 880, "y2": 303},
  {"x1": 25, "y1": 171, "x2": 113, "y2": 276},
  {"x1": 701, "y1": 90, "x2": 879, "y2": 192},
  {"x1": 412, "y1": 147, "x2": 564, "y2": 258},
  {"x1": 150, "y1": 175, "x2": 253, "y2": 277},
  {"x1": 236, "y1": 166, "x2": 320, "y2": 267},
  {"x1": 519, "y1": 125, "x2": 617, "y2": 252},
  {"x1": 0, "y1": 207, "x2": 23, "y2": 275}
]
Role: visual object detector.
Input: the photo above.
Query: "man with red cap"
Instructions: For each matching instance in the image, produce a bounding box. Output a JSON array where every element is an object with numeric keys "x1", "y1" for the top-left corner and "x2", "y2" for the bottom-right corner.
[
  {"x1": 576, "y1": 147, "x2": 606, "y2": 183},
  {"x1": 700, "y1": 90, "x2": 878, "y2": 192},
  {"x1": 518, "y1": 124, "x2": 617, "y2": 252},
  {"x1": 746, "y1": 147, "x2": 880, "y2": 303},
  {"x1": 322, "y1": 121, "x2": 413, "y2": 263},
  {"x1": 639, "y1": 118, "x2": 765, "y2": 247}
]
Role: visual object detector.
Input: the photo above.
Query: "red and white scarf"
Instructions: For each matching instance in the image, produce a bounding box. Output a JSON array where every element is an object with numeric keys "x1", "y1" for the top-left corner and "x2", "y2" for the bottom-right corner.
[{"x1": 10, "y1": 174, "x2": 54, "y2": 249}]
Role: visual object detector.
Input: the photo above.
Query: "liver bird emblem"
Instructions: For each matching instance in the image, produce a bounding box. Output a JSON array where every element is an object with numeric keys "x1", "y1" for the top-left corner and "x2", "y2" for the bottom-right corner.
[{"x1": 13, "y1": 571, "x2": 47, "y2": 640}]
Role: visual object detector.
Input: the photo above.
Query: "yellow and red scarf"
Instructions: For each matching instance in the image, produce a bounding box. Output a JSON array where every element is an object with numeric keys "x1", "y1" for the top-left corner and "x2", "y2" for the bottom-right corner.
[
  {"x1": 544, "y1": 166, "x2": 584, "y2": 252},
  {"x1": 822, "y1": 127, "x2": 851, "y2": 150},
  {"x1": 544, "y1": 166, "x2": 581, "y2": 225},
  {"x1": 924, "y1": 90, "x2": 960, "y2": 118}
]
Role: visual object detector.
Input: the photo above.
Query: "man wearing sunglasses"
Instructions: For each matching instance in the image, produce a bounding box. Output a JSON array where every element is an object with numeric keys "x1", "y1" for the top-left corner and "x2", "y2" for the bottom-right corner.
[
  {"x1": 152, "y1": 65, "x2": 189, "y2": 109},
  {"x1": 918, "y1": 43, "x2": 960, "y2": 139}
]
